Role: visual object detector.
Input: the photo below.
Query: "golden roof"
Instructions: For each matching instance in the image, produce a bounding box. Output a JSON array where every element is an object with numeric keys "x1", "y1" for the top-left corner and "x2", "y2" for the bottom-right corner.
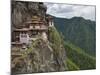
[
  {"x1": 26, "y1": 21, "x2": 44, "y2": 24},
  {"x1": 32, "y1": 16, "x2": 38, "y2": 18},
  {"x1": 32, "y1": 16, "x2": 40, "y2": 20}
]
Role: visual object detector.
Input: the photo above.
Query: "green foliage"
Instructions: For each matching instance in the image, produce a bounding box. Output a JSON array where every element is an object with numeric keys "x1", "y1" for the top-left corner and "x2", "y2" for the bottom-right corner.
[
  {"x1": 48, "y1": 26, "x2": 67, "y2": 69},
  {"x1": 66, "y1": 58, "x2": 80, "y2": 71},
  {"x1": 49, "y1": 27, "x2": 62, "y2": 47},
  {"x1": 49, "y1": 27, "x2": 62, "y2": 54},
  {"x1": 64, "y1": 41, "x2": 96, "y2": 70},
  {"x1": 54, "y1": 17, "x2": 96, "y2": 56},
  {"x1": 48, "y1": 26, "x2": 96, "y2": 71}
]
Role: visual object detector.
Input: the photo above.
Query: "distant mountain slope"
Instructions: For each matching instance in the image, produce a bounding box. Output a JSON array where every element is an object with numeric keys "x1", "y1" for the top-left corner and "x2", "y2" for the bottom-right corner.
[
  {"x1": 54, "y1": 17, "x2": 96, "y2": 56},
  {"x1": 64, "y1": 41, "x2": 96, "y2": 70}
]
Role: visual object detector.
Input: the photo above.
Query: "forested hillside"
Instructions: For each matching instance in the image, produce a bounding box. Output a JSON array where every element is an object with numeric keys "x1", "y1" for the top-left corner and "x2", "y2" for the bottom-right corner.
[
  {"x1": 53, "y1": 16, "x2": 96, "y2": 70},
  {"x1": 54, "y1": 17, "x2": 96, "y2": 56},
  {"x1": 64, "y1": 41, "x2": 96, "y2": 70}
]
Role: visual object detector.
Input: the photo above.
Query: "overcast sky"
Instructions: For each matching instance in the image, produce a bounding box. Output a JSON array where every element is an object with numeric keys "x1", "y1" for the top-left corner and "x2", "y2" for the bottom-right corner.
[{"x1": 44, "y1": 3, "x2": 96, "y2": 21}]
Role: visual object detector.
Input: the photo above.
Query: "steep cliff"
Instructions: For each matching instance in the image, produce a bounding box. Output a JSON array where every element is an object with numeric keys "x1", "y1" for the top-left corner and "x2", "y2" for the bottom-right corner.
[
  {"x1": 11, "y1": 1, "x2": 67, "y2": 74},
  {"x1": 12, "y1": 27, "x2": 67, "y2": 74},
  {"x1": 11, "y1": 0, "x2": 47, "y2": 28}
]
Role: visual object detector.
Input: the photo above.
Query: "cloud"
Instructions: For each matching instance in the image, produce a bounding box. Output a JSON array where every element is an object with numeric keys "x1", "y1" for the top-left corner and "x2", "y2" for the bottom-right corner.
[{"x1": 44, "y1": 3, "x2": 96, "y2": 21}]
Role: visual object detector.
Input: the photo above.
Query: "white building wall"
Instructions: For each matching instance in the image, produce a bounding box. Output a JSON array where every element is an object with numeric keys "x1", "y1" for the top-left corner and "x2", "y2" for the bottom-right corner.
[
  {"x1": 20, "y1": 33, "x2": 30, "y2": 44},
  {"x1": 42, "y1": 32, "x2": 47, "y2": 40},
  {"x1": 29, "y1": 26, "x2": 33, "y2": 29},
  {"x1": 49, "y1": 21, "x2": 54, "y2": 27},
  {"x1": 35, "y1": 26, "x2": 40, "y2": 29},
  {"x1": 51, "y1": 21, "x2": 54, "y2": 26}
]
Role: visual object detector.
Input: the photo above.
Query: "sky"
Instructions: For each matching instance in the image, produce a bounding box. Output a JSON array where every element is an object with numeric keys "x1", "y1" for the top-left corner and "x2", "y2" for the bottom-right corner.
[{"x1": 44, "y1": 3, "x2": 96, "y2": 21}]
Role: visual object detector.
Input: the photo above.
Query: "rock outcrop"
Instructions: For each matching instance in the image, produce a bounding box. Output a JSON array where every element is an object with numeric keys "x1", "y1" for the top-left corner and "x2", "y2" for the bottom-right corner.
[
  {"x1": 11, "y1": 1, "x2": 67, "y2": 74},
  {"x1": 11, "y1": 0, "x2": 47, "y2": 28}
]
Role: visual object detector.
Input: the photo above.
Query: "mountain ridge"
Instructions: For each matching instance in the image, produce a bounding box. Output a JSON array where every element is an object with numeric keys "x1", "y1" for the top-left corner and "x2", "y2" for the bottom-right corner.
[{"x1": 53, "y1": 16, "x2": 96, "y2": 56}]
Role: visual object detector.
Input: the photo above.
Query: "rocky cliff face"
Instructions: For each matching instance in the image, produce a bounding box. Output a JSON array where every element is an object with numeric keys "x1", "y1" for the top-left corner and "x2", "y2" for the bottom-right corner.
[
  {"x1": 12, "y1": 38, "x2": 66, "y2": 74},
  {"x1": 11, "y1": 1, "x2": 47, "y2": 28},
  {"x1": 11, "y1": 1, "x2": 67, "y2": 74}
]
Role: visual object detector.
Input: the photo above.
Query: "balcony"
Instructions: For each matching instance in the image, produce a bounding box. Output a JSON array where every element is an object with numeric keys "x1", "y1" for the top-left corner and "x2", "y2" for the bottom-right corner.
[{"x1": 33, "y1": 25, "x2": 48, "y2": 30}]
